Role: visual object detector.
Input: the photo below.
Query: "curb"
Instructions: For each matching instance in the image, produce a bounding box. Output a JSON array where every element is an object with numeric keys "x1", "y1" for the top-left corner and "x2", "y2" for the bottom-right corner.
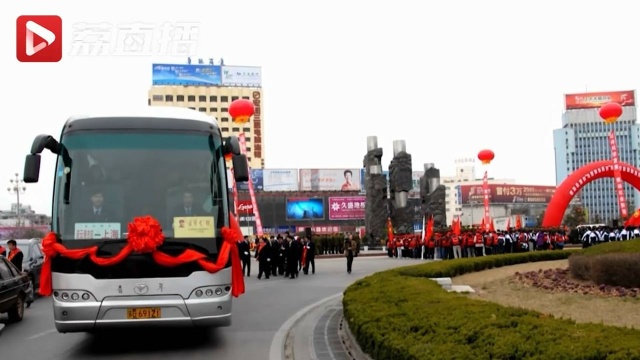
[
  {"x1": 269, "y1": 292, "x2": 343, "y2": 360},
  {"x1": 338, "y1": 314, "x2": 372, "y2": 360}
]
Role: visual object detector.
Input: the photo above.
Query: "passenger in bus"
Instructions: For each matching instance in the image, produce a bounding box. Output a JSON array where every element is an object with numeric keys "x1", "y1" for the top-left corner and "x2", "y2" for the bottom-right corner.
[
  {"x1": 80, "y1": 190, "x2": 115, "y2": 222},
  {"x1": 172, "y1": 191, "x2": 202, "y2": 218}
]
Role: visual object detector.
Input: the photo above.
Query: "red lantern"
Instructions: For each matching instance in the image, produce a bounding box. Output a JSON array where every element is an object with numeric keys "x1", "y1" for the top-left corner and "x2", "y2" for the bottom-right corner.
[
  {"x1": 229, "y1": 99, "x2": 255, "y2": 124},
  {"x1": 599, "y1": 102, "x2": 623, "y2": 124},
  {"x1": 477, "y1": 149, "x2": 495, "y2": 165}
]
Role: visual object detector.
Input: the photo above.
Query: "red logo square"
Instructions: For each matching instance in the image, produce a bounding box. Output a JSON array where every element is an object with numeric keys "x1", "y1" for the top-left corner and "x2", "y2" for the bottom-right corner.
[{"x1": 16, "y1": 15, "x2": 63, "y2": 63}]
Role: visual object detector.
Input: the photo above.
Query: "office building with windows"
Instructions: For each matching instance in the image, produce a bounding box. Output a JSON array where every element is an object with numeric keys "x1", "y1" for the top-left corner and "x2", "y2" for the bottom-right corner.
[
  {"x1": 553, "y1": 90, "x2": 640, "y2": 222},
  {"x1": 148, "y1": 63, "x2": 264, "y2": 169}
]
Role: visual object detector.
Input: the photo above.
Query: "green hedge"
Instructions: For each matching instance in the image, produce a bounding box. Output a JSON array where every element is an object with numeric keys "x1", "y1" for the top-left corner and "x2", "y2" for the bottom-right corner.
[
  {"x1": 580, "y1": 240, "x2": 640, "y2": 256},
  {"x1": 343, "y1": 251, "x2": 640, "y2": 360}
]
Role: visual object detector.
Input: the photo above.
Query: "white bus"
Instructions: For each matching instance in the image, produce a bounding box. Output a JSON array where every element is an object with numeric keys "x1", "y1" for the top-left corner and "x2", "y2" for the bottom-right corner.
[{"x1": 22, "y1": 107, "x2": 248, "y2": 333}]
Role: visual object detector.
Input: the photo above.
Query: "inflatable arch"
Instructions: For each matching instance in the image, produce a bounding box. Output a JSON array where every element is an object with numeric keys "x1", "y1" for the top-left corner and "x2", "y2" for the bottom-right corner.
[{"x1": 542, "y1": 160, "x2": 640, "y2": 227}]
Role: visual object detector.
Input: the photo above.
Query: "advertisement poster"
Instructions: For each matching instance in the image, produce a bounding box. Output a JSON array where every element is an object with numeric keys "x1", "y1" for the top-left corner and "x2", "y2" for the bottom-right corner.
[
  {"x1": 328, "y1": 196, "x2": 366, "y2": 220},
  {"x1": 237, "y1": 169, "x2": 264, "y2": 191},
  {"x1": 237, "y1": 199, "x2": 255, "y2": 222},
  {"x1": 565, "y1": 90, "x2": 635, "y2": 110},
  {"x1": 221, "y1": 66, "x2": 262, "y2": 87},
  {"x1": 459, "y1": 185, "x2": 557, "y2": 204},
  {"x1": 152, "y1": 63, "x2": 222, "y2": 86},
  {"x1": 299, "y1": 169, "x2": 362, "y2": 191},
  {"x1": 286, "y1": 197, "x2": 325, "y2": 220},
  {"x1": 263, "y1": 169, "x2": 299, "y2": 191}
]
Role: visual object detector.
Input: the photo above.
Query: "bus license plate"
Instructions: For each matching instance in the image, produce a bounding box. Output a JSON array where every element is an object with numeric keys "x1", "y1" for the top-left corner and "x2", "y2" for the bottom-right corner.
[{"x1": 126, "y1": 307, "x2": 161, "y2": 319}]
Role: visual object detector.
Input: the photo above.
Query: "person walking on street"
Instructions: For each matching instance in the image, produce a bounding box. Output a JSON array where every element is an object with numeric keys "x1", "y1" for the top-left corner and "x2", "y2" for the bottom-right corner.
[{"x1": 344, "y1": 234, "x2": 358, "y2": 274}]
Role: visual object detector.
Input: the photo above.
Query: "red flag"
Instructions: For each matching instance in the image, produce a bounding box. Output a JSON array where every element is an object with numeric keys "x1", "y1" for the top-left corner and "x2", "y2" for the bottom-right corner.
[
  {"x1": 452, "y1": 216, "x2": 461, "y2": 235},
  {"x1": 506, "y1": 217, "x2": 511, "y2": 230},
  {"x1": 489, "y1": 217, "x2": 495, "y2": 232},
  {"x1": 426, "y1": 215, "x2": 434, "y2": 240},
  {"x1": 515, "y1": 215, "x2": 522, "y2": 229},
  {"x1": 386, "y1": 218, "x2": 394, "y2": 242}
]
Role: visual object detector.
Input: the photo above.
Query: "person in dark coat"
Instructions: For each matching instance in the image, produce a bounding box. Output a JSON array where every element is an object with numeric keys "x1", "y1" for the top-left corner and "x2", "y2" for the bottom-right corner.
[
  {"x1": 237, "y1": 235, "x2": 251, "y2": 277},
  {"x1": 303, "y1": 237, "x2": 316, "y2": 275},
  {"x1": 276, "y1": 235, "x2": 287, "y2": 275},
  {"x1": 286, "y1": 235, "x2": 300, "y2": 279},
  {"x1": 255, "y1": 237, "x2": 271, "y2": 279},
  {"x1": 6, "y1": 239, "x2": 24, "y2": 272}
]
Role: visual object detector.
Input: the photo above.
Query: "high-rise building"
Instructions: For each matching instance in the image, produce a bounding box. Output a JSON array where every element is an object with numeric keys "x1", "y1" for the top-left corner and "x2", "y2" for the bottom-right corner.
[
  {"x1": 553, "y1": 90, "x2": 640, "y2": 222},
  {"x1": 148, "y1": 63, "x2": 264, "y2": 169},
  {"x1": 441, "y1": 158, "x2": 515, "y2": 223}
]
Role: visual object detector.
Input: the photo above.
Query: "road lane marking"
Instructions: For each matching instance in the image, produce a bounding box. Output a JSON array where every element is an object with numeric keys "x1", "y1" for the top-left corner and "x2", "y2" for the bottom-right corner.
[{"x1": 26, "y1": 328, "x2": 57, "y2": 340}]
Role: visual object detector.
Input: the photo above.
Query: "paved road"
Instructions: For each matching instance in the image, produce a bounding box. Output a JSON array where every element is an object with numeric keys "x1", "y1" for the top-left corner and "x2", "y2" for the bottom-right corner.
[{"x1": 0, "y1": 255, "x2": 416, "y2": 359}]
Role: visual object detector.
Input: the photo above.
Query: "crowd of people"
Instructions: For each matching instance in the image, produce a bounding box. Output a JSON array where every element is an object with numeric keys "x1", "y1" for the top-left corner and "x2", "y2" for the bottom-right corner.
[
  {"x1": 578, "y1": 226, "x2": 640, "y2": 247},
  {"x1": 387, "y1": 229, "x2": 568, "y2": 260},
  {"x1": 237, "y1": 232, "x2": 360, "y2": 278}
]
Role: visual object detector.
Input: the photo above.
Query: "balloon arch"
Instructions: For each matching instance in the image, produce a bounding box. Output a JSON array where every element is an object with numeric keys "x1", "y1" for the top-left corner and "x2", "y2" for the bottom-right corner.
[{"x1": 542, "y1": 160, "x2": 640, "y2": 227}]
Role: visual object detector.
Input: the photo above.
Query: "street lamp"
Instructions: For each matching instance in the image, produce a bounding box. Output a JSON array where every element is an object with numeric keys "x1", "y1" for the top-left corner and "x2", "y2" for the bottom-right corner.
[{"x1": 7, "y1": 173, "x2": 26, "y2": 227}]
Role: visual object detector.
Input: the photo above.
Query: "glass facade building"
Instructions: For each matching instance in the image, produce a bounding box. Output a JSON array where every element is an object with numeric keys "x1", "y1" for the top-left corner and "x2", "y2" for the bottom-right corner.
[{"x1": 553, "y1": 105, "x2": 640, "y2": 222}]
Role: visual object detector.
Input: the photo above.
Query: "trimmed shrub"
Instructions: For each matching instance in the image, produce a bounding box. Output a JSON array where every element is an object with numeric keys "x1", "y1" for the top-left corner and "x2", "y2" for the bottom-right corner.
[
  {"x1": 570, "y1": 253, "x2": 640, "y2": 288},
  {"x1": 344, "y1": 251, "x2": 640, "y2": 360},
  {"x1": 580, "y1": 239, "x2": 640, "y2": 256}
]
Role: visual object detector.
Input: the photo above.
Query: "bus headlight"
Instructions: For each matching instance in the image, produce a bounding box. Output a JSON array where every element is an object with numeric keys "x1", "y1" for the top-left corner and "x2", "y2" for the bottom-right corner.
[
  {"x1": 205, "y1": 289, "x2": 213, "y2": 296},
  {"x1": 195, "y1": 290, "x2": 203, "y2": 297},
  {"x1": 71, "y1": 293, "x2": 79, "y2": 300},
  {"x1": 215, "y1": 288, "x2": 222, "y2": 296}
]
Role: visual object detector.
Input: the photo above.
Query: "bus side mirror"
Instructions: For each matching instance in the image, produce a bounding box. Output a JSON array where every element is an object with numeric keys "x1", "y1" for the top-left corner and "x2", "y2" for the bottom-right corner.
[
  {"x1": 232, "y1": 154, "x2": 249, "y2": 182},
  {"x1": 24, "y1": 154, "x2": 41, "y2": 183},
  {"x1": 224, "y1": 136, "x2": 241, "y2": 156}
]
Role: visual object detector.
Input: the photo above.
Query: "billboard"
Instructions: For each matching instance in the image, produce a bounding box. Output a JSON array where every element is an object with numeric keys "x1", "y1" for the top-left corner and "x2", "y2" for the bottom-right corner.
[
  {"x1": 221, "y1": 66, "x2": 262, "y2": 87},
  {"x1": 237, "y1": 199, "x2": 255, "y2": 222},
  {"x1": 286, "y1": 197, "x2": 325, "y2": 221},
  {"x1": 299, "y1": 169, "x2": 362, "y2": 191},
  {"x1": 152, "y1": 64, "x2": 222, "y2": 86},
  {"x1": 263, "y1": 169, "x2": 299, "y2": 191},
  {"x1": 459, "y1": 185, "x2": 557, "y2": 204},
  {"x1": 565, "y1": 90, "x2": 635, "y2": 110},
  {"x1": 360, "y1": 169, "x2": 389, "y2": 192},
  {"x1": 329, "y1": 196, "x2": 366, "y2": 220},
  {"x1": 237, "y1": 169, "x2": 264, "y2": 191}
]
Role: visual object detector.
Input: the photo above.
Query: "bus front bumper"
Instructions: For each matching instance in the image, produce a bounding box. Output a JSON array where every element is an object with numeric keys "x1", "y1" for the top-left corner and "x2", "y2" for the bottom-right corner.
[{"x1": 52, "y1": 294, "x2": 232, "y2": 333}]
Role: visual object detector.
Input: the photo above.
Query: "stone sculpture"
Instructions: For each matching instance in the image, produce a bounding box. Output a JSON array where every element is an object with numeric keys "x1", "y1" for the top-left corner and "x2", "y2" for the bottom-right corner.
[
  {"x1": 363, "y1": 136, "x2": 388, "y2": 245},
  {"x1": 420, "y1": 163, "x2": 447, "y2": 228},
  {"x1": 388, "y1": 140, "x2": 413, "y2": 235}
]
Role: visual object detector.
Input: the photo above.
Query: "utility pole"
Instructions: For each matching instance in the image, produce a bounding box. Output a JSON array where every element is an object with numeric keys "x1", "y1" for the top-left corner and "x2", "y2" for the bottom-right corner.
[{"x1": 7, "y1": 173, "x2": 26, "y2": 227}]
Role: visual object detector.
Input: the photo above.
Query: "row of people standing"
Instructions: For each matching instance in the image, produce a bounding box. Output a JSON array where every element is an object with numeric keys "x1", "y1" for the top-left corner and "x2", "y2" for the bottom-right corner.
[
  {"x1": 237, "y1": 233, "x2": 316, "y2": 280},
  {"x1": 580, "y1": 226, "x2": 640, "y2": 247},
  {"x1": 388, "y1": 230, "x2": 567, "y2": 260}
]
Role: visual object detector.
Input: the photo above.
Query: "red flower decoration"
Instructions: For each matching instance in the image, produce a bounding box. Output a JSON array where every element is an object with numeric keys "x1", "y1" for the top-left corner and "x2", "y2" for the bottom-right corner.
[{"x1": 127, "y1": 216, "x2": 165, "y2": 253}]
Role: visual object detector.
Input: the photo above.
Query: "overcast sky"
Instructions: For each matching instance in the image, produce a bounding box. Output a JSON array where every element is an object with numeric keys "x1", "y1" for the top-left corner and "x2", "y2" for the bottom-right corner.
[{"x1": 3, "y1": 0, "x2": 637, "y2": 215}]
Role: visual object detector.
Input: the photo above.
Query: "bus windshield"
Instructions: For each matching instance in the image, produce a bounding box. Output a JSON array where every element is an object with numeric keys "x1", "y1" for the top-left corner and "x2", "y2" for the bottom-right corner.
[{"x1": 53, "y1": 130, "x2": 228, "y2": 253}]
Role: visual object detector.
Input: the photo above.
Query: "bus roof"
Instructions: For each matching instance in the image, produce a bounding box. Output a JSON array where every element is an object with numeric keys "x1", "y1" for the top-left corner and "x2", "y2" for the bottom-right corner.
[{"x1": 63, "y1": 107, "x2": 220, "y2": 133}]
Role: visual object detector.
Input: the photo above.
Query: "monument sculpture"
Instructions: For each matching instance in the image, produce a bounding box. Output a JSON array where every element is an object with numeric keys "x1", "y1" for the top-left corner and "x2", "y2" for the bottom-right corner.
[
  {"x1": 363, "y1": 136, "x2": 388, "y2": 245},
  {"x1": 420, "y1": 163, "x2": 447, "y2": 228},
  {"x1": 388, "y1": 140, "x2": 413, "y2": 234}
]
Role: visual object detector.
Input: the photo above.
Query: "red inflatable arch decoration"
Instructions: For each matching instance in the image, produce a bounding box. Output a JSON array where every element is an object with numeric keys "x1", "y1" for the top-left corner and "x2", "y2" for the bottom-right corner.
[{"x1": 542, "y1": 160, "x2": 640, "y2": 227}]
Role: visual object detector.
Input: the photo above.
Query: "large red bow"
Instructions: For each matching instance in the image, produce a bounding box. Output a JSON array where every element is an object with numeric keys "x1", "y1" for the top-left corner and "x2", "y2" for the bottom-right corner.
[{"x1": 40, "y1": 215, "x2": 245, "y2": 298}]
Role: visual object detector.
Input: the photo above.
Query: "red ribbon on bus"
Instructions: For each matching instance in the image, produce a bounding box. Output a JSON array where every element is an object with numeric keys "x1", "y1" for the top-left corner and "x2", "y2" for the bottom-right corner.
[{"x1": 39, "y1": 214, "x2": 246, "y2": 298}]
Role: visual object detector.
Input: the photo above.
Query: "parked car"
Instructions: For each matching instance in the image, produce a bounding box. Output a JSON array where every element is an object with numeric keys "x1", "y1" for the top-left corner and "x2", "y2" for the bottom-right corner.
[
  {"x1": 0, "y1": 239, "x2": 44, "y2": 294},
  {"x1": 0, "y1": 255, "x2": 32, "y2": 322}
]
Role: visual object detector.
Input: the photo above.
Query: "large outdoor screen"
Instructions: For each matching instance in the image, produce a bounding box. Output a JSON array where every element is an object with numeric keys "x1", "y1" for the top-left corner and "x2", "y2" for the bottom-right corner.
[{"x1": 285, "y1": 197, "x2": 325, "y2": 220}]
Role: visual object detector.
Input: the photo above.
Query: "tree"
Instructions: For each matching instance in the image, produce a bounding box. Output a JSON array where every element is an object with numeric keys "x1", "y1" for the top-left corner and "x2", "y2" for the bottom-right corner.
[
  {"x1": 563, "y1": 206, "x2": 587, "y2": 228},
  {"x1": 593, "y1": 213, "x2": 602, "y2": 224}
]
